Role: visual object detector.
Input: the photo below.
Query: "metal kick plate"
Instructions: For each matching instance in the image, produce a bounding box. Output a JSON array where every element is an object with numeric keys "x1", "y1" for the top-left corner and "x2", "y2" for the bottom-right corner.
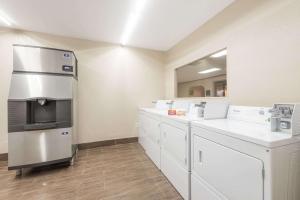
[{"x1": 8, "y1": 128, "x2": 72, "y2": 168}]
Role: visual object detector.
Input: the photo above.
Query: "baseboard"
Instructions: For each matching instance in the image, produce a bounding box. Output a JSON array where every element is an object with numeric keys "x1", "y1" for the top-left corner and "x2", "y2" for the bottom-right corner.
[
  {"x1": 0, "y1": 153, "x2": 8, "y2": 161},
  {"x1": 78, "y1": 137, "x2": 138, "y2": 150}
]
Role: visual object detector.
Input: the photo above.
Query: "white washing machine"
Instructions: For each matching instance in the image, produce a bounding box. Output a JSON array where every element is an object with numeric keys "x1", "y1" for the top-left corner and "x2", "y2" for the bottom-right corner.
[{"x1": 191, "y1": 106, "x2": 300, "y2": 200}]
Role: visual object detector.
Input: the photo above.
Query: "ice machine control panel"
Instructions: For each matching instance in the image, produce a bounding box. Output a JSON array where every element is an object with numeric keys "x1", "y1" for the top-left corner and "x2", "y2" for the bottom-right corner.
[{"x1": 62, "y1": 65, "x2": 73, "y2": 72}]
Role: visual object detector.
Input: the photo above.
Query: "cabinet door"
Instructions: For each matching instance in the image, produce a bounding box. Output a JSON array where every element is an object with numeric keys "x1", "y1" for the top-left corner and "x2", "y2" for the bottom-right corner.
[
  {"x1": 138, "y1": 113, "x2": 147, "y2": 150},
  {"x1": 193, "y1": 135, "x2": 264, "y2": 200},
  {"x1": 145, "y1": 116, "x2": 160, "y2": 146},
  {"x1": 144, "y1": 115, "x2": 161, "y2": 168},
  {"x1": 161, "y1": 123, "x2": 187, "y2": 169},
  {"x1": 161, "y1": 123, "x2": 189, "y2": 199}
]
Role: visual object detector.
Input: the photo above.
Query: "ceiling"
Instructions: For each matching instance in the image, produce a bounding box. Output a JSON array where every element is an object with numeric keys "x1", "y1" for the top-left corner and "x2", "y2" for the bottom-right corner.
[
  {"x1": 0, "y1": 0, "x2": 234, "y2": 51},
  {"x1": 176, "y1": 53, "x2": 227, "y2": 83}
]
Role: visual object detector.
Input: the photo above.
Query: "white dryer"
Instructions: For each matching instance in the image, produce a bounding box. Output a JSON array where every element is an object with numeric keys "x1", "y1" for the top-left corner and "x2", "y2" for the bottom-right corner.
[{"x1": 191, "y1": 106, "x2": 300, "y2": 200}]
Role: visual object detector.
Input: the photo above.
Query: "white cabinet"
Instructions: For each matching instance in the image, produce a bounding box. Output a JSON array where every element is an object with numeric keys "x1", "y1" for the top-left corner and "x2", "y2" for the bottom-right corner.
[
  {"x1": 139, "y1": 109, "x2": 191, "y2": 199},
  {"x1": 161, "y1": 121, "x2": 190, "y2": 200},
  {"x1": 192, "y1": 134, "x2": 264, "y2": 200},
  {"x1": 138, "y1": 112, "x2": 147, "y2": 150},
  {"x1": 161, "y1": 123, "x2": 187, "y2": 169},
  {"x1": 139, "y1": 111, "x2": 161, "y2": 169}
]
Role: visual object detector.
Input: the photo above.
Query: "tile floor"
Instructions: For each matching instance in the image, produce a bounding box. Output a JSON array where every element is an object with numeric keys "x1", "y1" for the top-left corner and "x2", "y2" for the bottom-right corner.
[{"x1": 0, "y1": 143, "x2": 183, "y2": 200}]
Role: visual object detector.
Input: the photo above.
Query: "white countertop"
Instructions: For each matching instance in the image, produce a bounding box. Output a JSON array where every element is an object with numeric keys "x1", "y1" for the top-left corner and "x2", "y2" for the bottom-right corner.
[
  {"x1": 140, "y1": 108, "x2": 198, "y2": 123},
  {"x1": 191, "y1": 119, "x2": 300, "y2": 148}
]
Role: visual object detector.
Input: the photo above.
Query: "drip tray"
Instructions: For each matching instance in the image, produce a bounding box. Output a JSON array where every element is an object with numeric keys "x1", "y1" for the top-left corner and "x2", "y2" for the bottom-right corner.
[{"x1": 24, "y1": 122, "x2": 57, "y2": 131}]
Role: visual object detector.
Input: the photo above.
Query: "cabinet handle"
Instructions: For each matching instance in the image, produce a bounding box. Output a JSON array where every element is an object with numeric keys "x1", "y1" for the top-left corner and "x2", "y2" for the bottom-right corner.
[{"x1": 198, "y1": 150, "x2": 202, "y2": 163}]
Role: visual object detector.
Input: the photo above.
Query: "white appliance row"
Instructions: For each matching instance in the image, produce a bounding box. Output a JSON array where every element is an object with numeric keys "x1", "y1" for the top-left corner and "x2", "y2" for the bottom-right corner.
[
  {"x1": 139, "y1": 100, "x2": 228, "y2": 200},
  {"x1": 139, "y1": 102, "x2": 300, "y2": 200},
  {"x1": 139, "y1": 108, "x2": 191, "y2": 199}
]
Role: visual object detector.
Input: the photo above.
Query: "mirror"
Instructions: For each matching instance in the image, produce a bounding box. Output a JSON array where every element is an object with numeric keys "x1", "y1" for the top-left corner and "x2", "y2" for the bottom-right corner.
[{"x1": 176, "y1": 49, "x2": 227, "y2": 98}]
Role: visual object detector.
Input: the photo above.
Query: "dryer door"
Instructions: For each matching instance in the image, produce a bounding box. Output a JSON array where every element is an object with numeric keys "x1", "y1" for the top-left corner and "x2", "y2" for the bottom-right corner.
[{"x1": 192, "y1": 135, "x2": 264, "y2": 200}]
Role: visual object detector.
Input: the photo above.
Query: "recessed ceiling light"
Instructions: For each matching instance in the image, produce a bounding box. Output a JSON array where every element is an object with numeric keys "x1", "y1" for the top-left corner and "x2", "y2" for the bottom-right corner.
[
  {"x1": 210, "y1": 49, "x2": 227, "y2": 58},
  {"x1": 198, "y1": 68, "x2": 221, "y2": 74},
  {"x1": 0, "y1": 10, "x2": 13, "y2": 26},
  {"x1": 121, "y1": 0, "x2": 147, "y2": 46}
]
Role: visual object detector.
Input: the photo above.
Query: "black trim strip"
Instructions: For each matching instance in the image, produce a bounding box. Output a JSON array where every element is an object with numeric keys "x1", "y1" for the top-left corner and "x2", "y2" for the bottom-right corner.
[
  {"x1": 0, "y1": 153, "x2": 8, "y2": 161},
  {"x1": 78, "y1": 137, "x2": 138, "y2": 150},
  {"x1": 8, "y1": 157, "x2": 72, "y2": 170},
  {"x1": 13, "y1": 71, "x2": 75, "y2": 77},
  {"x1": 8, "y1": 98, "x2": 72, "y2": 101}
]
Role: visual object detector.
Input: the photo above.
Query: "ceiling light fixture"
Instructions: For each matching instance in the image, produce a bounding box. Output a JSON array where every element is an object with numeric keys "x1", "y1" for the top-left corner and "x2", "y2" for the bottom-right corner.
[
  {"x1": 0, "y1": 10, "x2": 12, "y2": 26},
  {"x1": 120, "y1": 0, "x2": 147, "y2": 46},
  {"x1": 198, "y1": 68, "x2": 221, "y2": 74},
  {"x1": 210, "y1": 49, "x2": 227, "y2": 58}
]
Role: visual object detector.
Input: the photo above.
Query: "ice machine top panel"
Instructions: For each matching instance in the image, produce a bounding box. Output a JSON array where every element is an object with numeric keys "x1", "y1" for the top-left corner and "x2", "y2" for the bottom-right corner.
[{"x1": 13, "y1": 44, "x2": 77, "y2": 77}]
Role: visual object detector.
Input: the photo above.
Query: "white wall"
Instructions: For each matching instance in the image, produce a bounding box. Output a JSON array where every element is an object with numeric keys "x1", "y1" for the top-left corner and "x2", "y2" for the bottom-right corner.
[
  {"x1": 0, "y1": 28, "x2": 165, "y2": 153},
  {"x1": 1, "y1": 0, "x2": 300, "y2": 154},
  {"x1": 165, "y1": 0, "x2": 300, "y2": 106}
]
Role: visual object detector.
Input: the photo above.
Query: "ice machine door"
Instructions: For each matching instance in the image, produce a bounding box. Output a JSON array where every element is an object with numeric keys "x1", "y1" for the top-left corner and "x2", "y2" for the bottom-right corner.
[{"x1": 8, "y1": 74, "x2": 72, "y2": 100}]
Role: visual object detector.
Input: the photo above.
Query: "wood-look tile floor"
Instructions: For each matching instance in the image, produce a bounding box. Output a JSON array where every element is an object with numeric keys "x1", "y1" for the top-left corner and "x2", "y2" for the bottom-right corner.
[{"x1": 0, "y1": 143, "x2": 183, "y2": 200}]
